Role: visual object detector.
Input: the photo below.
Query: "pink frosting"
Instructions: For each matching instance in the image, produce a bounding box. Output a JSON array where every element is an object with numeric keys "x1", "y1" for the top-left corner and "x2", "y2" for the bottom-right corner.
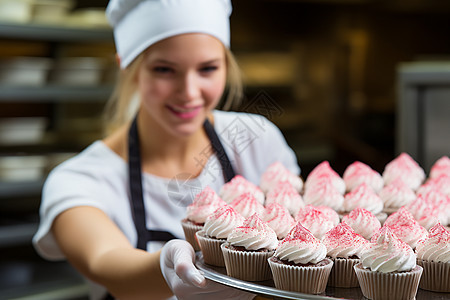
[
  {"x1": 265, "y1": 180, "x2": 304, "y2": 216},
  {"x1": 376, "y1": 207, "x2": 428, "y2": 249},
  {"x1": 406, "y1": 192, "x2": 450, "y2": 229},
  {"x1": 263, "y1": 203, "x2": 296, "y2": 239},
  {"x1": 430, "y1": 156, "x2": 450, "y2": 179},
  {"x1": 343, "y1": 161, "x2": 384, "y2": 193},
  {"x1": 186, "y1": 186, "x2": 226, "y2": 223},
  {"x1": 417, "y1": 175, "x2": 450, "y2": 197},
  {"x1": 230, "y1": 191, "x2": 265, "y2": 218},
  {"x1": 322, "y1": 222, "x2": 369, "y2": 258},
  {"x1": 259, "y1": 161, "x2": 303, "y2": 193},
  {"x1": 295, "y1": 205, "x2": 335, "y2": 239},
  {"x1": 305, "y1": 161, "x2": 346, "y2": 195},
  {"x1": 303, "y1": 178, "x2": 344, "y2": 211},
  {"x1": 382, "y1": 153, "x2": 425, "y2": 191},
  {"x1": 315, "y1": 205, "x2": 340, "y2": 226},
  {"x1": 341, "y1": 207, "x2": 381, "y2": 240},
  {"x1": 378, "y1": 177, "x2": 416, "y2": 209},
  {"x1": 219, "y1": 175, "x2": 265, "y2": 204},
  {"x1": 343, "y1": 183, "x2": 383, "y2": 214}
]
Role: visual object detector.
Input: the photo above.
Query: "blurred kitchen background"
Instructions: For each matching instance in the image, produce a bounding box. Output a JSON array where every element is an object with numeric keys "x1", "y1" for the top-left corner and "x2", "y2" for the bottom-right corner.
[{"x1": 0, "y1": 0, "x2": 449, "y2": 299}]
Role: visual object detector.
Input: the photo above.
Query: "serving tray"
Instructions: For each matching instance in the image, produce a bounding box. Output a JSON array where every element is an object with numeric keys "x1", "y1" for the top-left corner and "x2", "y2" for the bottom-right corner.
[{"x1": 195, "y1": 252, "x2": 449, "y2": 300}]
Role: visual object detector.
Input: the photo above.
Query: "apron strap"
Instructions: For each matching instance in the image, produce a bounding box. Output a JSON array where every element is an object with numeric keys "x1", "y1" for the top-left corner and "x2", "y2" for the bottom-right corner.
[
  {"x1": 203, "y1": 118, "x2": 236, "y2": 182},
  {"x1": 128, "y1": 117, "x2": 150, "y2": 250}
]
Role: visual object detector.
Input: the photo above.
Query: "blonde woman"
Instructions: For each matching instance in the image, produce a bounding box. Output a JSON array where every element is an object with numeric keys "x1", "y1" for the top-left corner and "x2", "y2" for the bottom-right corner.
[{"x1": 33, "y1": 0, "x2": 300, "y2": 299}]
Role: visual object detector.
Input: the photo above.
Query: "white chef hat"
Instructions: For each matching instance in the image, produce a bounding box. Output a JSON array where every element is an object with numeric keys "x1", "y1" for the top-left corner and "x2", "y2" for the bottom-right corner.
[{"x1": 106, "y1": 0, "x2": 232, "y2": 69}]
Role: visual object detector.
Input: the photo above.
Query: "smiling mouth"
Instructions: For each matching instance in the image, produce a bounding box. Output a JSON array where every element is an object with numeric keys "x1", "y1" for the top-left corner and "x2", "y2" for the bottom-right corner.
[{"x1": 167, "y1": 105, "x2": 203, "y2": 119}]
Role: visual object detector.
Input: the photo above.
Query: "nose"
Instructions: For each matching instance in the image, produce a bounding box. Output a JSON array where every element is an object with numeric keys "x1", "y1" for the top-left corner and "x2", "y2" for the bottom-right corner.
[{"x1": 177, "y1": 71, "x2": 201, "y2": 102}]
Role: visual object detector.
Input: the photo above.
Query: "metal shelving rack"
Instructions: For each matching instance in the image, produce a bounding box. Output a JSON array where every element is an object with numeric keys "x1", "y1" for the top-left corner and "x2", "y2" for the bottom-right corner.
[{"x1": 0, "y1": 21, "x2": 114, "y2": 299}]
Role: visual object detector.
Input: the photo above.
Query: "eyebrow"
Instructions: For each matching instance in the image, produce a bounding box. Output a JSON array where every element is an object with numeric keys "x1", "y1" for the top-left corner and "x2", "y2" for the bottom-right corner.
[{"x1": 153, "y1": 58, "x2": 222, "y2": 65}]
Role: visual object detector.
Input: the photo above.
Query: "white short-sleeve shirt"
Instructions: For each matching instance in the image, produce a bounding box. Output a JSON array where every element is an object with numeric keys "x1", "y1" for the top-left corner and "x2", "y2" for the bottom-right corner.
[{"x1": 33, "y1": 110, "x2": 300, "y2": 299}]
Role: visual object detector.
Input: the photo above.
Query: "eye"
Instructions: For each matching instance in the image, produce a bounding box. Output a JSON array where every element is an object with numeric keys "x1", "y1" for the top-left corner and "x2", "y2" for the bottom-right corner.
[
  {"x1": 153, "y1": 66, "x2": 174, "y2": 74},
  {"x1": 200, "y1": 66, "x2": 218, "y2": 73}
]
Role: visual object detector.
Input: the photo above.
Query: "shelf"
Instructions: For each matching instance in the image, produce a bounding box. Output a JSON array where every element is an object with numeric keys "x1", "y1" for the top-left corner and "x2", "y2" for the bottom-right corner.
[
  {"x1": 0, "y1": 180, "x2": 45, "y2": 199},
  {"x1": 0, "y1": 22, "x2": 113, "y2": 42},
  {"x1": 0, "y1": 85, "x2": 113, "y2": 102}
]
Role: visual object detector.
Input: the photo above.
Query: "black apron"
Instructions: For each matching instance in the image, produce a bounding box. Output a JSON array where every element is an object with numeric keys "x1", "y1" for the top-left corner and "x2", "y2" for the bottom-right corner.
[{"x1": 105, "y1": 116, "x2": 236, "y2": 299}]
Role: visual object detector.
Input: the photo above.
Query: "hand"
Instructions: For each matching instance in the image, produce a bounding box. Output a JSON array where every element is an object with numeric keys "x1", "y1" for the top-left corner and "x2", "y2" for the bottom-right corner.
[{"x1": 160, "y1": 239, "x2": 255, "y2": 300}]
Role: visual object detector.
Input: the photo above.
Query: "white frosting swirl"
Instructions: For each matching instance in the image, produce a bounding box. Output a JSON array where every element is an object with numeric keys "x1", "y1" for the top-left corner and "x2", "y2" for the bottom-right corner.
[
  {"x1": 305, "y1": 161, "x2": 346, "y2": 195},
  {"x1": 275, "y1": 222, "x2": 327, "y2": 264},
  {"x1": 322, "y1": 222, "x2": 368, "y2": 258},
  {"x1": 260, "y1": 161, "x2": 303, "y2": 193},
  {"x1": 263, "y1": 203, "x2": 296, "y2": 239},
  {"x1": 415, "y1": 223, "x2": 450, "y2": 263},
  {"x1": 380, "y1": 207, "x2": 428, "y2": 249},
  {"x1": 265, "y1": 181, "x2": 304, "y2": 216},
  {"x1": 227, "y1": 213, "x2": 278, "y2": 251},
  {"x1": 204, "y1": 205, "x2": 244, "y2": 239},
  {"x1": 343, "y1": 161, "x2": 384, "y2": 193},
  {"x1": 303, "y1": 178, "x2": 344, "y2": 211},
  {"x1": 342, "y1": 207, "x2": 381, "y2": 240},
  {"x1": 382, "y1": 152, "x2": 425, "y2": 191},
  {"x1": 219, "y1": 175, "x2": 265, "y2": 204},
  {"x1": 361, "y1": 226, "x2": 417, "y2": 273},
  {"x1": 186, "y1": 186, "x2": 226, "y2": 223},
  {"x1": 230, "y1": 192, "x2": 265, "y2": 218},
  {"x1": 379, "y1": 178, "x2": 416, "y2": 209},
  {"x1": 343, "y1": 183, "x2": 383, "y2": 214},
  {"x1": 295, "y1": 205, "x2": 335, "y2": 240},
  {"x1": 430, "y1": 156, "x2": 450, "y2": 179}
]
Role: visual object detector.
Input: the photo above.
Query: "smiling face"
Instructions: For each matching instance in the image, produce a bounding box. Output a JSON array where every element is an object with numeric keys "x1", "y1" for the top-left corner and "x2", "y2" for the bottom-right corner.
[{"x1": 136, "y1": 33, "x2": 227, "y2": 138}]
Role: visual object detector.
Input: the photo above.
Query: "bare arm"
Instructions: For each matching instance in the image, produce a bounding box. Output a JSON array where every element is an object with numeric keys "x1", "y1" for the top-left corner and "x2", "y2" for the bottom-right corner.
[{"x1": 52, "y1": 206, "x2": 173, "y2": 300}]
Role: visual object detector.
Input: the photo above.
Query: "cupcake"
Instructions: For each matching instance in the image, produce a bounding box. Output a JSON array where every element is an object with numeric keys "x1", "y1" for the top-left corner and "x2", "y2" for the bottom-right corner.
[
  {"x1": 221, "y1": 213, "x2": 278, "y2": 281},
  {"x1": 304, "y1": 161, "x2": 346, "y2": 195},
  {"x1": 342, "y1": 183, "x2": 386, "y2": 223},
  {"x1": 406, "y1": 192, "x2": 449, "y2": 230},
  {"x1": 322, "y1": 222, "x2": 368, "y2": 287},
  {"x1": 196, "y1": 204, "x2": 244, "y2": 267},
  {"x1": 260, "y1": 161, "x2": 303, "y2": 193},
  {"x1": 382, "y1": 152, "x2": 425, "y2": 191},
  {"x1": 181, "y1": 186, "x2": 226, "y2": 251},
  {"x1": 378, "y1": 178, "x2": 416, "y2": 215},
  {"x1": 355, "y1": 226, "x2": 423, "y2": 300},
  {"x1": 429, "y1": 156, "x2": 450, "y2": 179},
  {"x1": 268, "y1": 222, "x2": 333, "y2": 294},
  {"x1": 219, "y1": 175, "x2": 265, "y2": 204},
  {"x1": 229, "y1": 192, "x2": 265, "y2": 218},
  {"x1": 316, "y1": 205, "x2": 340, "y2": 226},
  {"x1": 295, "y1": 205, "x2": 335, "y2": 240},
  {"x1": 341, "y1": 207, "x2": 381, "y2": 240},
  {"x1": 302, "y1": 178, "x2": 344, "y2": 211},
  {"x1": 343, "y1": 161, "x2": 384, "y2": 193},
  {"x1": 415, "y1": 223, "x2": 450, "y2": 292},
  {"x1": 377, "y1": 207, "x2": 428, "y2": 249},
  {"x1": 265, "y1": 180, "x2": 304, "y2": 216},
  {"x1": 263, "y1": 202, "x2": 296, "y2": 240}
]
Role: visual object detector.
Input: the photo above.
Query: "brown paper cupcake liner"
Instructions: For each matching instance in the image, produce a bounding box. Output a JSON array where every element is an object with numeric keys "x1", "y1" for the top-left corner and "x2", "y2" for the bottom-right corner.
[
  {"x1": 417, "y1": 259, "x2": 450, "y2": 293},
  {"x1": 327, "y1": 257, "x2": 359, "y2": 288},
  {"x1": 354, "y1": 263, "x2": 423, "y2": 300},
  {"x1": 221, "y1": 243, "x2": 274, "y2": 281},
  {"x1": 268, "y1": 257, "x2": 333, "y2": 294},
  {"x1": 195, "y1": 230, "x2": 226, "y2": 267},
  {"x1": 181, "y1": 219, "x2": 202, "y2": 251}
]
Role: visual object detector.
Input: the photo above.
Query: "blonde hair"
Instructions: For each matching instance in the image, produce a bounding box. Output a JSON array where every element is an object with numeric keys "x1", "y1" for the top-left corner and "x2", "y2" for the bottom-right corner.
[{"x1": 103, "y1": 47, "x2": 242, "y2": 135}]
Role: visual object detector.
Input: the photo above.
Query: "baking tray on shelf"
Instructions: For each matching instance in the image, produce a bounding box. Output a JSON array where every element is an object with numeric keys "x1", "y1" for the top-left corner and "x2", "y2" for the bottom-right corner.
[{"x1": 195, "y1": 252, "x2": 449, "y2": 300}]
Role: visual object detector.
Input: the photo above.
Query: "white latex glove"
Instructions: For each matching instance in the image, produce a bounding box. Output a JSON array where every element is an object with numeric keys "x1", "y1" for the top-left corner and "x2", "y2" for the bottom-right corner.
[{"x1": 160, "y1": 239, "x2": 255, "y2": 300}]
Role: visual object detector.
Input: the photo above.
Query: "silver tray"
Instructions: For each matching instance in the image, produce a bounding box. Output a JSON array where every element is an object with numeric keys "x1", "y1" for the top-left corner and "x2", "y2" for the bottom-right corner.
[{"x1": 195, "y1": 252, "x2": 449, "y2": 300}]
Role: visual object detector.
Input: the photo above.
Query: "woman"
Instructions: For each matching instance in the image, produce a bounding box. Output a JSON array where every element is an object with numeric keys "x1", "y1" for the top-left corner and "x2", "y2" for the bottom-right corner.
[{"x1": 33, "y1": 0, "x2": 300, "y2": 299}]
